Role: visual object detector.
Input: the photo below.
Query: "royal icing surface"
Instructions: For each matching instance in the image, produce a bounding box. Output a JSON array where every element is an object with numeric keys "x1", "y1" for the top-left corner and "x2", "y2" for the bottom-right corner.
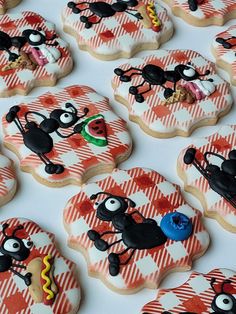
[
  {"x1": 0, "y1": 153, "x2": 16, "y2": 205},
  {"x1": 112, "y1": 50, "x2": 232, "y2": 137},
  {"x1": 0, "y1": 11, "x2": 73, "y2": 96},
  {"x1": 163, "y1": 0, "x2": 236, "y2": 25},
  {"x1": 63, "y1": 167, "x2": 209, "y2": 292},
  {"x1": 62, "y1": 0, "x2": 173, "y2": 58},
  {"x1": 212, "y1": 25, "x2": 236, "y2": 84},
  {"x1": 0, "y1": 218, "x2": 80, "y2": 314},
  {"x1": 0, "y1": 0, "x2": 20, "y2": 14},
  {"x1": 178, "y1": 125, "x2": 236, "y2": 231},
  {"x1": 3, "y1": 85, "x2": 132, "y2": 186},
  {"x1": 141, "y1": 268, "x2": 236, "y2": 313}
]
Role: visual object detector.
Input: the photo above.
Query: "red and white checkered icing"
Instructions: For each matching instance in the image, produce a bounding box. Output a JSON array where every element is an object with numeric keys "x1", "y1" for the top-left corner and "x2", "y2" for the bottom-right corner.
[
  {"x1": 141, "y1": 268, "x2": 236, "y2": 313},
  {"x1": 0, "y1": 154, "x2": 16, "y2": 204},
  {"x1": 0, "y1": 11, "x2": 73, "y2": 96},
  {"x1": 2, "y1": 85, "x2": 132, "y2": 186},
  {"x1": 63, "y1": 167, "x2": 209, "y2": 292},
  {"x1": 163, "y1": 0, "x2": 236, "y2": 25},
  {"x1": 212, "y1": 25, "x2": 236, "y2": 83},
  {"x1": 178, "y1": 125, "x2": 236, "y2": 231},
  {"x1": 112, "y1": 50, "x2": 232, "y2": 137},
  {"x1": 62, "y1": 0, "x2": 173, "y2": 58},
  {"x1": 0, "y1": 218, "x2": 80, "y2": 314}
]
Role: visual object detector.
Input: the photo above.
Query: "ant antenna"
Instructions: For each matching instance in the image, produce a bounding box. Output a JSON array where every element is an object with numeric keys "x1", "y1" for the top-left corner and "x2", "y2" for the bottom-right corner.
[
  {"x1": 199, "y1": 69, "x2": 210, "y2": 77},
  {"x1": 12, "y1": 225, "x2": 24, "y2": 237},
  {"x1": 221, "y1": 279, "x2": 232, "y2": 293},
  {"x1": 1, "y1": 223, "x2": 9, "y2": 237},
  {"x1": 124, "y1": 197, "x2": 136, "y2": 207},
  {"x1": 210, "y1": 278, "x2": 217, "y2": 293},
  {"x1": 204, "y1": 151, "x2": 226, "y2": 165}
]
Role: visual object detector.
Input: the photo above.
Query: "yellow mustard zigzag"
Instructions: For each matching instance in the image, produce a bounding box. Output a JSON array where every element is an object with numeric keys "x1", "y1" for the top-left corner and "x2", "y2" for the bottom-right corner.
[
  {"x1": 41, "y1": 254, "x2": 55, "y2": 300},
  {"x1": 147, "y1": 2, "x2": 161, "y2": 27}
]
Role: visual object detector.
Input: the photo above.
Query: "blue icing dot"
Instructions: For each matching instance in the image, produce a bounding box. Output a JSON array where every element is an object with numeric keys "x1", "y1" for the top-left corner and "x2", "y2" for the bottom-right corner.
[{"x1": 160, "y1": 212, "x2": 192, "y2": 241}]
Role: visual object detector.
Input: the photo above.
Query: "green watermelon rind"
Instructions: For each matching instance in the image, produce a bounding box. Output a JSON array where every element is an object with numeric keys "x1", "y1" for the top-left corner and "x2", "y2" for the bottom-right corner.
[{"x1": 81, "y1": 114, "x2": 108, "y2": 147}]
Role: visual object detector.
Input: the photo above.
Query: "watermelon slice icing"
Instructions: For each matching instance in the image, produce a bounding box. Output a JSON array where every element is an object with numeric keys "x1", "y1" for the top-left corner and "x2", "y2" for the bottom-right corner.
[{"x1": 81, "y1": 114, "x2": 108, "y2": 147}]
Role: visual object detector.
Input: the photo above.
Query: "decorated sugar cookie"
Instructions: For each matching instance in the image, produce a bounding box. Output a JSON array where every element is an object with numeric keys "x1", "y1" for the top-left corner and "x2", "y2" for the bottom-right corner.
[
  {"x1": 0, "y1": 153, "x2": 16, "y2": 205},
  {"x1": 212, "y1": 25, "x2": 236, "y2": 85},
  {"x1": 162, "y1": 0, "x2": 236, "y2": 26},
  {"x1": 3, "y1": 85, "x2": 132, "y2": 187},
  {"x1": 141, "y1": 268, "x2": 236, "y2": 314},
  {"x1": 63, "y1": 167, "x2": 209, "y2": 293},
  {"x1": 178, "y1": 125, "x2": 236, "y2": 233},
  {"x1": 112, "y1": 49, "x2": 232, "y2": 138},
  {"x1": 0, "y1": 11, "x2": 73, "y2": 97},
  {"x1": 62, "y1": 0, "x2": 173, "y2": 60},
  {"x1": 0, "y1": 218, "x2": 80, "y2": 313},
  {"x1": 0, "y1": 0, "x2": 21, "y2": 14}
]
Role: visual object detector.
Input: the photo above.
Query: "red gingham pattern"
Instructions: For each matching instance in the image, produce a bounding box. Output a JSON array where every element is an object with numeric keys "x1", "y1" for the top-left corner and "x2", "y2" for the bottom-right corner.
[
  {"x1": 112, "y1": 50, "x2": 232, "y2": 137},
  {"x1": 212, "y1": 25, "x2": 236, "y2": 83},
  {"x1": 178, "y1": 125, "x2": 236, "y2": 231},
  {"x1": 141, "y1": 268, "x2": 236, "y2": 313},
  {"x1": 2, "y1": 85, "x2": 132, "y2": 186},
  {"x1": 0, "y1": 153, "x2": 16, "y2": 205},
  {"x1": 62, "y1": 0, "x2": 173, "y2": 58},
  {"x1": 0, "y1": 11, "x2": 73, "y2": 95},
  {"x1": 163, "y1": 0, "x2": 236, "y2": 25},
  {"x1": 63, "y1": 167, "x2": 209, "y2": 292},
  {"x1": 0, "y1": 218, "x2": 80, "y2": 314}
]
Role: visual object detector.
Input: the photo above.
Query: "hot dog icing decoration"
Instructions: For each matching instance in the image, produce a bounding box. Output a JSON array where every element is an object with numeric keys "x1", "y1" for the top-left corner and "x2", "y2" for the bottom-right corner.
[
  {"x1": 141, "y1": 268, "x2": 236, "y2": 314},
  {"x1": 178, "y1": 125, "x2": 236, "y2": 233},
  {"x1": 0, "y1": 0, "x2": 21, "y2": 14},
  {"x1": 63, "y1": 167, "x2": 209, "y2": 292},
  {"x1": 0, "y1": 11, "x2": 73, "y2": 97},
  {"x1": 212, "y1": 25, "x2": 236, "y2": 86},
  {"x1": 0, "y1": 218, "x2": 80, "y2": 313},
  {"x1": 62, "y1": 0, "x2": 173, "y2": 60},
  {"x1": 3, "y1": 85, "x2": 132, "y2": 187},
  {"x1": 112, "y1": 49, "x2": 232, "y2": 138},
  {"x1": 162, "y1": 0, "x2": 236, "y2": 26},
  {"x1": 0, "y1": 153, "x2": 16, "y2": 206}
]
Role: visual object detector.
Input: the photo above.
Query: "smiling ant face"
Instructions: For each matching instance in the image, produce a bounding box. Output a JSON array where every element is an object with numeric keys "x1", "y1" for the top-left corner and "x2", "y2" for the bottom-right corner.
[{"x1": 175, "y1": 63, "x2": 210, "y2": 81}]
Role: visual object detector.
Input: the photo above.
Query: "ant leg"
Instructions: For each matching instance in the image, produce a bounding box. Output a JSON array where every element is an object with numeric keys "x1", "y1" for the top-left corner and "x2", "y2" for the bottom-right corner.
[
  {"x1": 4, "y1": 48, "x2": 19, "y2": 62},
  {"x1": 68, "y1": 1, "x2": 89, "y2": 13},
  {"x1": 183, "y1": 148, "x2": 210, "y2": 181},
  {"x1": 133, "y1": 83, "x2": 152, "y2": 103},
  {"x1": 125, "y1": 10, "x2": 143, "y2": 20},
  {"x1": 12, "y1": 264, "x2": 26, "y2": 269},
  {"x1": 188, "y1": 0, "x2": 198, "y2": 11},
  {"x1": 10, "y1": 267, "x2": 32, "y2": 286},
  {"x1": 80, "y1": 13, "x2": 99, "y2": 28},
  {"x1": 108, "y1": 248, "x2": 136, "y2": 276},
  {"x1": 88, "y1": 229, "x2": 122, "y2": 251},
  {"x1": 37, "y1": 154, "x2": 64, "y2": 175},
  {"x1": 6, "y1": 106, "x2": 25, "y2": 135},
  {"x1": 215, "y1": 37, "x2": 234, "y2": 49},
  {"x1": 114, "y1": 67, "x2": 142, "y2": 82},
  {"x1": 129, "y1": 80, "x2": 145, "y2": 95}
]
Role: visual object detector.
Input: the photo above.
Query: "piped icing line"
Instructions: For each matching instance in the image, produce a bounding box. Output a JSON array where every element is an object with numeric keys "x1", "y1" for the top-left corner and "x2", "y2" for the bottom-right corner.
[
  {"x1": 41, "y1": 254, "x2": 56, "y2": 302},
  {"x1": 146, "y1": 1, "x2": 161, "y2": 31}
]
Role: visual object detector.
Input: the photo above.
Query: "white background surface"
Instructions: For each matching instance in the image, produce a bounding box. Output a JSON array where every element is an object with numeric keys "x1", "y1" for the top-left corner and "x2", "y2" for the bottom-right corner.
[{"x1": 1, "y1": 1, "x2": 236, "y2": 313}]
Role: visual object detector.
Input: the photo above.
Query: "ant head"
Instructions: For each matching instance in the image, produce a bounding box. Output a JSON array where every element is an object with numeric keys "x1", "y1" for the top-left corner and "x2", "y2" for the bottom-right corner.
[
  {"x1": 211, "y1": 278, "x2": 236, "y2": 313},
  {"x1": 175, "y1": 62, "x2": 210, "y2": 82},
  {"x1": 90, "y1": 192, "x2": 136, "y2": 221},
  {"x1": 0, "y1": 223, "x2": 33, "y2": 261},
  {"x1": 49, "y1": 103, "x2": 88, "y2": 128},
  {"x1": 22, "y1": 28, "x2": 47, "y2": 46}
]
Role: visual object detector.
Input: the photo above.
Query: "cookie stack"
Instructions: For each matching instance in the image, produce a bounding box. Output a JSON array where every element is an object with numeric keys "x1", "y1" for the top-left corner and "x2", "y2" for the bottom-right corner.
[{"x1": 0, "y1": 0, "x2": 235, "y2": 313}]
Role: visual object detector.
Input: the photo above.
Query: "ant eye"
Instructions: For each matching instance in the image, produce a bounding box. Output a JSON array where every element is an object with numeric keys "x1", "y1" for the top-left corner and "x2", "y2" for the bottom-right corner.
[
  {"x1": 94, "y1": 201, "x2": 101, "y2": 209},
  {"x1": 60, "y1": 113, "x2": 73, "y2": 124},
  {"x1": 3, "y1": 239, "x2": 20, "y2": 253},
  {"x1": 105, "y1": 198, "x2": 121, "y2": 211},
  {"x1": 29, "y1": 33, "x2": 42, "y2": 43},
  {"x1": 22, "y1": 239, "x2": 33, "y2": 249},
  {"x1": 183, "y1": 66, "x2": 196, "y2": 78},
  {"x1": 215, "y1": 294, "x2": 233, "y2": 310}
]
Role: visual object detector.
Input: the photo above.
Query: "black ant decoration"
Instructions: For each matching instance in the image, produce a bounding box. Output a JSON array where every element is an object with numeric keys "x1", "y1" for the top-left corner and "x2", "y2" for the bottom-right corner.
[
  {"x1": 187, "y1": 0, "x2": 204, "y2": 11},
  {"x1": 216, "y1": 36, "x2": 236, "y2": 57},
  {"x1": 6, "y1": 104, "x2": 89, "y2": 175},
  {"x1": 0, "y1": 27, "x2": 60, "y2": 65},
  {"x1": 87, "y1": 192, "x2": 168, "y2": 276},
  {"x1": 0, "y1": 223, "x2": 33, "y2": 286},
  {"x1": 114, "y1": 62, "x2": 213, "y2": 103},
  {"x1": 184, "y1": 147, "x2": 236, "y2": 208},
  {"x1": 67, "y1": 0, "x2": 142, "y2": 29}
]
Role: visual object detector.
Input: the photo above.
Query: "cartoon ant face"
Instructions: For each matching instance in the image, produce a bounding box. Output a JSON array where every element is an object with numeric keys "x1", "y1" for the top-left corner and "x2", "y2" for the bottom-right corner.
[
  {"x1": 184, "y1": 148, "x2": 236, "y2": 208},
  {"x1": 211, "y1": 278, "x2": 236, "y2": 313},
  {"x1": 114, "y1": 62, "x2": 214, "y2": 103},
  {"x1": 68, "y1": 0, "x2": 142, "y2": 29},
  {"x1": 22, "y1": 28, "x2": 57, "y2": 47},
  {"x1": 0, "y1": 223, "x2": 33, "y2": 286}
]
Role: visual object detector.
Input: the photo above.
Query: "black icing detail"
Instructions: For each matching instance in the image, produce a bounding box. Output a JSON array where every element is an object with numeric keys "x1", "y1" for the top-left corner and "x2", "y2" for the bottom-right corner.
[
  {"x1": 114, "y1": 62, "x2": 213, "y2": 103},
  {"x1": 0, "y1": 223, "x2": 33, "y2": 286},
  {"x1": 211, "y1": 277, "x2": 236, "y2": 313},
  {"x1": 183, "y1": 148, "x2": 236, "y2": 209},
  {"x1": 67, "y1": 0, "x2": 142, "y2": 29},
  {"x1": 87, "y1": 192, "x2": 167, "y2": 276},
  {"x1": 6, "y1": 104, "x2": 89, "y2": 175},
  {"x1": 0, "y1": 30, "x2": 27, "y2": 61},
  {"x1": 187, "y1": 0, "x2": 203, "y2": 11},
  {"x1": 216, "y1": 36, "x2": 236, "y2": 57}
]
